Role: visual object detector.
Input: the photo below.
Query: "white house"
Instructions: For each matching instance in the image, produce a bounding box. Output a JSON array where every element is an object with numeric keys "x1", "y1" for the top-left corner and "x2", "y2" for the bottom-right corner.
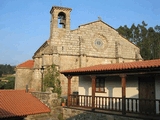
[{"x1": 61, "y1": 59, "x2": 160, "y2": 119}]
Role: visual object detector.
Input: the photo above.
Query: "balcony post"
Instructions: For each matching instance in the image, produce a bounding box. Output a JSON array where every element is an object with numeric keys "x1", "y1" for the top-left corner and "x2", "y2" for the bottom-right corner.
[
  {"x1": 120, "y1": 74, "x2": 126, "y2": 115},
  {"x1": 91, "y1": 75, "x2": 96, "y2": 111},
  {"x1": 67, "y1": 75, "x2": 72, "y2": 107}
]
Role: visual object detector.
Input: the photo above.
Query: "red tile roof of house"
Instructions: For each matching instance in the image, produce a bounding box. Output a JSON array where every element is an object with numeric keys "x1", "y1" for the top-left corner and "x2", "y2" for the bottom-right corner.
[
  {"x1": 0, "y1": 90, "x2": 50, "y2": 118},
  {"x1": 17, "y1": 60, "x2": 34, "y2": 69},
  {"x1": 61, "y1": 59, "x2": 160, "y2": 75}
]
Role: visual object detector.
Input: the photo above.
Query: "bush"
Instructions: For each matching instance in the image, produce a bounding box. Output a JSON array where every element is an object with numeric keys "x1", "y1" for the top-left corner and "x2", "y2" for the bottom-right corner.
[{"x1": 43, "y1": 64, "x2": 61, "y2": 97}]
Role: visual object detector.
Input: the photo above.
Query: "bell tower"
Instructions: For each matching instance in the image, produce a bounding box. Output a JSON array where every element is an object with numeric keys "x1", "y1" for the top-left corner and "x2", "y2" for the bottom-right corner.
[{"x1": 49, "y1": 6, "x2": 72, "y2": 39}]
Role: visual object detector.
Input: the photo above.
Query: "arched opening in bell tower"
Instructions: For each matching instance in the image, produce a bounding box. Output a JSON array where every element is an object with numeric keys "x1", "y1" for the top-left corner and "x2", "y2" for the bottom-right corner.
[{"x1": 58, "y1": 12, "x2": 66, "y2": 28}]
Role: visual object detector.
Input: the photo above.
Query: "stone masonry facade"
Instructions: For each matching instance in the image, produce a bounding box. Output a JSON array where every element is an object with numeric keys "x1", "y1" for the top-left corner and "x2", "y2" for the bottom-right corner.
[
  {"x1": 15, "y1": 68, "x2": 33, "y2": 90},
  {"x1": 15, "y1": 6, "x2": 142, "y2": 96}
]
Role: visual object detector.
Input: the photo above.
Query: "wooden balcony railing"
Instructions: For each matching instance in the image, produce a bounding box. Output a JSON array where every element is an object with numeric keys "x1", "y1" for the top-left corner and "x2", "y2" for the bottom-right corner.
[
  {"x1": 126, "y1": 98, "x2": 160, "y2": 115},
  {"x1": 69, "y1": 95, "x2": 160, "y2": 116}
]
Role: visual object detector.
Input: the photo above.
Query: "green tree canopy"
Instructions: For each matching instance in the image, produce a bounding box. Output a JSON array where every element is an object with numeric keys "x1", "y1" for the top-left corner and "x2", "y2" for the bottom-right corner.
[
  {"x1": 117, "y1": 21, "x2": 160, "y2": 60},
  {"x1": 0, "y1": 76, "x2": 15, "y2": 89},
  {"x1": 0, "y1": 64, "x2": 15, "y2": 75}
]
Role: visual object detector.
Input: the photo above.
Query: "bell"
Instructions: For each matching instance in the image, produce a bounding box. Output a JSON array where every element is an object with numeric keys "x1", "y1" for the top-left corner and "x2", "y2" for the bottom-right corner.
[{"x1": 60, "y1": 19, "x2": 65, "y2": 24}]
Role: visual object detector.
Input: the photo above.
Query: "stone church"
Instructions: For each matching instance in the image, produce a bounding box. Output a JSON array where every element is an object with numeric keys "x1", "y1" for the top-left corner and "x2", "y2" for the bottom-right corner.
[{"x1": 15, "y1": 6, "x2": 142, "y2": 96}]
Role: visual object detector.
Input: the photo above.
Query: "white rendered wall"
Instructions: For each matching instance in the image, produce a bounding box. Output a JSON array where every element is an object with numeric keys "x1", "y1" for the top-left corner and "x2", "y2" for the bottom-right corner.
[
  {"x1": 79, "y1": 76, "x2": 92, "y2": 95},
  {"x1": 79, "y1": 75, "x2": 160, "y2": 113},
  {"x1": 79, "y1": 76, "x2": 138, "y2": 98}
]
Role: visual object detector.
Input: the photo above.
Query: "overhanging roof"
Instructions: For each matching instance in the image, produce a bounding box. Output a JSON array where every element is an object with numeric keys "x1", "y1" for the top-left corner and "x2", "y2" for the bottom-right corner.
[{"x1": 61, "y1": 59, "x2": 160, "y2": 76}]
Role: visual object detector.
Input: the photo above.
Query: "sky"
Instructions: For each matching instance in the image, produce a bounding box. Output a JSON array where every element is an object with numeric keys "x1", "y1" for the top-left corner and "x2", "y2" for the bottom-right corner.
[{"x1": 0, "y1": 0, "x2": 159, "y2": 65}]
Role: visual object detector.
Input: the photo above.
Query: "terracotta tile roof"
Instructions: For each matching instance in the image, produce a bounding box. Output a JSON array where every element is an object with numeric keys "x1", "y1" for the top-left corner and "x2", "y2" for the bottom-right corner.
[
  {"x1": 17, "y1": 60, "x2": 34, "y2": 69},
  {"x1": 61, "y1": 59, "x2": 160, "y2": 75},
  {"x1": 0, "y1": 90, "x2": 50, "y2": 118}
]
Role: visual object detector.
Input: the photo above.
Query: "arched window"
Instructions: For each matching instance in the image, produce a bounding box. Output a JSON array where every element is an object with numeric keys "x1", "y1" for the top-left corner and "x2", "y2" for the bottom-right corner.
[{"x1": 58, "y1": 12, "x2": 66, "y2": 28}]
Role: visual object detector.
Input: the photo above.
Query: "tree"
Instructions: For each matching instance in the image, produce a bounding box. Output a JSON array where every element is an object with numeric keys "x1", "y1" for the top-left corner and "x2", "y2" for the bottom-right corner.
[
  {"x1": 0, "y1": 76, "x2": 15, "y2": 89},
  {"x1": 43, "y1": 64, "x2": 61, "y2": 97},
  {"x1": 0, "y1": 70, "x2": 2, "y2": 77},
  {"x1": 117, "y1": 25, "x2": 131, "y2": 40},
  {"x1": 117, "y1": 21, "x2": 160, "y2": 60},
  {"x1": 0, "y1": 64, "x2": 15, "y2": 75},
  {"x1": 0, "y1": 81, "x2": 5, "y2": 89},
  {"x1": 154, "y1": 25, "x2": 160, "y2": 59}
]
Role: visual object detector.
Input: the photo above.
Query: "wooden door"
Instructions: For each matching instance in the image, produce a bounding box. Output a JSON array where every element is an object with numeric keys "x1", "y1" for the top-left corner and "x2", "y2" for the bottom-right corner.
[{"x1": 139, "y1": 76, "x2": 155, "y2": 114}]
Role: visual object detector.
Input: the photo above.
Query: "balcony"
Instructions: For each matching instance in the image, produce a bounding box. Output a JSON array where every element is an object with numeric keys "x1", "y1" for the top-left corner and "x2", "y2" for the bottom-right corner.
[{"x1": 67, "y1": 94, "x2": 160, "y2": 119}]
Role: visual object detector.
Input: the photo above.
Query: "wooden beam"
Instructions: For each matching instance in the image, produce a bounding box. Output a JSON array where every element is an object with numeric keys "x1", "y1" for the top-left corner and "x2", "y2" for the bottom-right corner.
[
  {"x1": 120, "y1": 74, "x2": 126, "y2": 115},
  {"x1": 67, "y1": 75, "x2": 72, "y2": 107},
  {"x1": 91, "y1": 75, "x2": 96, "y2": 111}
]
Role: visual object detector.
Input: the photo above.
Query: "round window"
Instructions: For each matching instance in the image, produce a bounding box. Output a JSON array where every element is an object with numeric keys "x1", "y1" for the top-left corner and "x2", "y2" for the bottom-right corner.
[{"x1": 95, "y1": 39, "x2": 103, "y2": 48}]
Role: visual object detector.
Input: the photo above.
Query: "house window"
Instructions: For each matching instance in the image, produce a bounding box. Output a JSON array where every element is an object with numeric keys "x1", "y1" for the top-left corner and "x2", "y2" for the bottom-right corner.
[{"x1": 96, "y1": 77, "x2": 105, "y2": 92}]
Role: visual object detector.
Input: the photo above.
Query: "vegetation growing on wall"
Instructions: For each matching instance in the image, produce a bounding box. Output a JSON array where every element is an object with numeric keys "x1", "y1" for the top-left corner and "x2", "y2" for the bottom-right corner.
[{"x1": 43, "y1": 64, "x2": 61, "y2": 97}]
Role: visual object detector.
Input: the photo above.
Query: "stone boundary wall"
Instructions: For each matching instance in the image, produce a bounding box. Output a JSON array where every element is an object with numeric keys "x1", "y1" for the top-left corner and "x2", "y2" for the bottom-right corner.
[
  {"x1": 25, "y1": 91, "x2": 63, "y2": 120},
  {"x1": 63, "y1": 108, "x2": 143, "y2": 120},
  {"x1": 31, "y1": 91, "x2": 61, "y2": 108}
]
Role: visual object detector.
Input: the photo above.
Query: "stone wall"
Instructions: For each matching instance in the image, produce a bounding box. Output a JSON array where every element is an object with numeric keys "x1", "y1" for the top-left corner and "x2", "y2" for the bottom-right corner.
[
  {"x1": 26, "y1": 91, "x2": 63, "y2": 120},
  {"x1": 63, "y1": 108, "x2": 143, "y2": 120},
  {"x1": 40, "y1": 6, "x2": 142, "y2": 97},
  {"x1": 48, "y1": 19, "x2": 142, "y2": 96},
  {"x1": 18, "y1": 6, "x2": 143, "y2": 97},
  {"x1": 15, "y1": 68, "x2": 33, "y2": 90}
]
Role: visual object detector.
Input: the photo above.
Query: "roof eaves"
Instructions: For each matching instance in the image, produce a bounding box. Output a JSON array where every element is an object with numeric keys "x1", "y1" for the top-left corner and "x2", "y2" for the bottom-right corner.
[{"x1": 61, "y1": 59, "x2": 160, "y2": 75}]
